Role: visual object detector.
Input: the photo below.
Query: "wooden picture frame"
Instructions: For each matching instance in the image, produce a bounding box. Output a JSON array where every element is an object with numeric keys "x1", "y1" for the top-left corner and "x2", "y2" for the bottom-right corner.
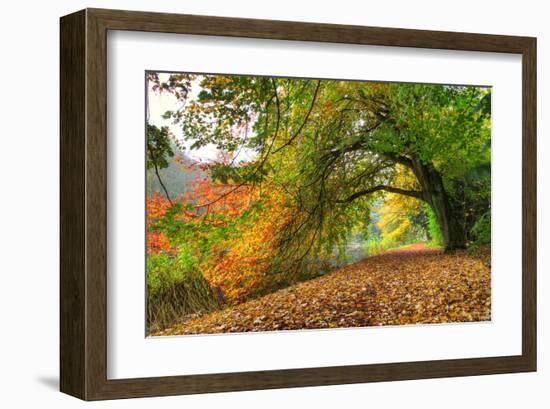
[{"x1": 60, "y1": 8, "x2": 536, "y2": 400}]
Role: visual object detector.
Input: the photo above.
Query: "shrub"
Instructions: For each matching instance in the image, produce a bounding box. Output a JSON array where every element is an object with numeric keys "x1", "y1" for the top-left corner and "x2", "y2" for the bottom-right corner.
[
  {"x1": 147, "y1": 250, "x2": 220, "y2": 334},
  {"x1": 363, "y1": 236, "x2": 385, "y2": 256}
]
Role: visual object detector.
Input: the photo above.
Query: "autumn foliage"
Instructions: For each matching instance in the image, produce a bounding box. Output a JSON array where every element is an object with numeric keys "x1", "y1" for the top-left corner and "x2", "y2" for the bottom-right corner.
[
  {"x1": 146, "y1": 193, "x2": 174, "y2": 254},
  {"x1": 145, "y1": 72, "x2": 492, "y2": 334},
  {"x1": 147, "y1": 163, "x2": 292, "y2": 307}
]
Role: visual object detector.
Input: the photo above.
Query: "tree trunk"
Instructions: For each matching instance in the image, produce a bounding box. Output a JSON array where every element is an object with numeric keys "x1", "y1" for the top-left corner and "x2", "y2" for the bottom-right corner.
[{"x1": 410, "y1": 157, "x2": 466, "y2": 251}]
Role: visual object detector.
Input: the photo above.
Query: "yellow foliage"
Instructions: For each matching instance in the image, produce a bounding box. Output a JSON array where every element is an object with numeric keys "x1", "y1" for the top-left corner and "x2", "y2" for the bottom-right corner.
[{"x1": 377, "y1": 166, "x2": 424, "y2": 247}]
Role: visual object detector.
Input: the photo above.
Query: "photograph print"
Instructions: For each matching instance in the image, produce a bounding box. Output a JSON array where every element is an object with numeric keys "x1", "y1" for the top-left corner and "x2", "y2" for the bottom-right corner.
[{"x1": 145, "y1": 72, "x2": 492, "y2": 336}]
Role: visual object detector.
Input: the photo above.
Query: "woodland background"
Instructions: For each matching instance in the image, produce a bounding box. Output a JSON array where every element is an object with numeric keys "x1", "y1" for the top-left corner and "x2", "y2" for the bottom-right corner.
[{"x1": 0, "y1": 1, "x2": 546, "y2": 408}]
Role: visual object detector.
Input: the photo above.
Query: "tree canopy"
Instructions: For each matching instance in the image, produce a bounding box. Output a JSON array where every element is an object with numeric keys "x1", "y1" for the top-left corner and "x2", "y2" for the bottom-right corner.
[{"x1": 153, "y1": 73, "x2": 489, "y2": 247}]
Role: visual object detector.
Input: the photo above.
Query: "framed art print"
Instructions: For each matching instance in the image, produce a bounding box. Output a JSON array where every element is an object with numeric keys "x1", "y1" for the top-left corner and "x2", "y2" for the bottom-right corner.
[{"x1": 60, "y1": 8, "x2": 536, "y2": 400}]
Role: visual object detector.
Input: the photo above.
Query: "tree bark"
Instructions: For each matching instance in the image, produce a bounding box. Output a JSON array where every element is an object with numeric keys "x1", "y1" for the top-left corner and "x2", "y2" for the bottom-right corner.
[{"x1": 409, "y1": 157, "x2": 466, "y2": 251}]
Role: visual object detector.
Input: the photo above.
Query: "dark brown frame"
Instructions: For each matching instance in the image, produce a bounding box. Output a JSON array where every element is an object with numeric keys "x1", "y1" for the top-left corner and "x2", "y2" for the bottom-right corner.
[{"x1": 60, "y1": 8, "x2": 537, "y2": 400}]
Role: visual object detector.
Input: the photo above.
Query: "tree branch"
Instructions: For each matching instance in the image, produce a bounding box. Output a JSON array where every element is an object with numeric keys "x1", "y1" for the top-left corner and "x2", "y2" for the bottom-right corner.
[
  {"x1": 336, "y1": 185, "x2": 423, "y2": 203},
  {"x1": 193, "y1": 79, "x2": 281, "y2": 209},
  {"x1": 272, "y1": 80, "x2": 321, "y2": 154},
  {"x1": 146, "y1": 137, "x2": 174, "y2": 205},
  {"x1": 152, "y1": 160, "x2": 173, "y2": 206},
  {"x1": 380, "y1": 152, "x2": 413, "y2": 169},
  {"x1": 320, "y1": 124, "x2": 381, "y2": 162}
]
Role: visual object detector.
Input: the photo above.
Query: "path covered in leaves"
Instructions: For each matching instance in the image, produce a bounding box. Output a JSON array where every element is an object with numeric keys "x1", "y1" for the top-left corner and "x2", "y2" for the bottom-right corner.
[{"x1": 154, "y1": 243, "x2": 491, "y2": 336}]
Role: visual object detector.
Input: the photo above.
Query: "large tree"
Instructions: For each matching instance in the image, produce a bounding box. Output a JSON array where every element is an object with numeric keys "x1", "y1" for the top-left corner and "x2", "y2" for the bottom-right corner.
[{"x1": 155, "y1": 74, "x2": 490, "y2": 254}]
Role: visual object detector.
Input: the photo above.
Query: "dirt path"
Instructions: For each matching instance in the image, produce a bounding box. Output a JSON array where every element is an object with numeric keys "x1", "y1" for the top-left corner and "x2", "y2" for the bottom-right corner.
[{"x1": 153, "y1": 243, "x2": 491, "y2": 336}]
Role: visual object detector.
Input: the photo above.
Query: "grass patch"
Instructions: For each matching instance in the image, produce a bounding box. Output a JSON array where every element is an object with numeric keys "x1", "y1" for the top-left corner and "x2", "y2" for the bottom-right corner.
[{"x1": 147, "y1": 252, "x2": 221, "y2": 334}]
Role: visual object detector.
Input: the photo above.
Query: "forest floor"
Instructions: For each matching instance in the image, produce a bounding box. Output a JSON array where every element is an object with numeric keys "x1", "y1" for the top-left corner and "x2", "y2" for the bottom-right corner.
[{"x1": 153, "y1": 243, "x2": 491, "y2": 336}]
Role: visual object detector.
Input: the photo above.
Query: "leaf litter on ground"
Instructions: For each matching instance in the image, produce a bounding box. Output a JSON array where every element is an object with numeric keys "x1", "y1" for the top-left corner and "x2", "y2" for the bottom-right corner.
[{"x1": 153, "y1": 243, "x2": 491, "y2": 336}]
